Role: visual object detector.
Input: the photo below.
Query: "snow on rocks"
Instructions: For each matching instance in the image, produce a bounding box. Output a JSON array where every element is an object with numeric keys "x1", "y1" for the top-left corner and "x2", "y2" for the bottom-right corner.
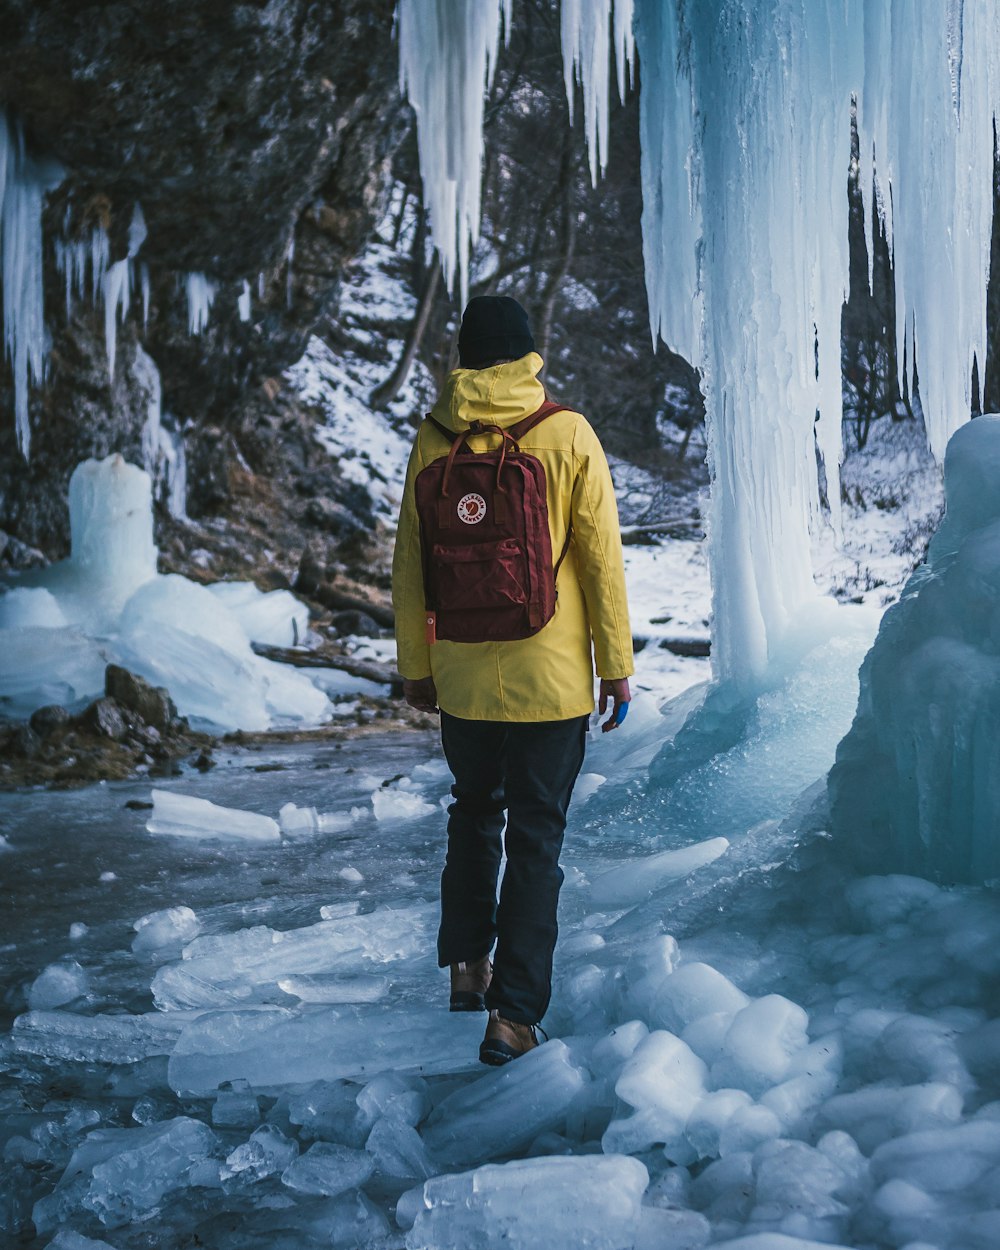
[{"x1": 403, "y1": 1154, "x2": 649, "y2": 1250}]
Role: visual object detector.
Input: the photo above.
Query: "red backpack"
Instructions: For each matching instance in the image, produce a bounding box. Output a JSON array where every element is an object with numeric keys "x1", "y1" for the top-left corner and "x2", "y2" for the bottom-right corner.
[{"x1": 414, "y1": 401, "x2": 573, "y2": 644}]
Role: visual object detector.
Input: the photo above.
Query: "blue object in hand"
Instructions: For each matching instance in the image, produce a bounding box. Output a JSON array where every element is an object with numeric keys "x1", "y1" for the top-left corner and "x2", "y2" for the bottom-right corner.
[{"x1": 615, "y1": 702, "x2": 629, "y2": 726}]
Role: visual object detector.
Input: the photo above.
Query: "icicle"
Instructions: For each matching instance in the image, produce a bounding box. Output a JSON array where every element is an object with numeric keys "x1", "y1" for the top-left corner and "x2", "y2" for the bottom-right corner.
[
  {"x1": 141, "y1": 263, "x2": 150, "y2": 329},
  {"x1": 560, "y1": 0, "x2": 634, "y2": 183},
  {"x1": 136, "y1": 343, "x2": 163, "y2": 478},
  {"x1": 285, "y1": 237, "x2": 295, "y2": 309},
  {"x1": 162, "y1": 419, "x2": 188, "y2": 521},
  {"x1": 856, "y1": 1, "x2": 999, "y2": 459},
  {"x1": 101, "y1": 203, "x2": 147, "y2": 378},
  {"x1": 103, "y1": 260, "x2": 130, "y2": 379},
  {"x1": 396, "y1": 0, "x2": 510, "y2": 304},
  {"x1": 185, "y1": 272, "x2": 216, "y2": 335},
  {"x1": 257, "y1": 271, "x2": 265, "y2": 300},
  {"x1": 0, "y1": 113, "x2": 63, "y2": 457},
  {"x1": 238, "y1": 278, "x2": 252, "y2": 322}
]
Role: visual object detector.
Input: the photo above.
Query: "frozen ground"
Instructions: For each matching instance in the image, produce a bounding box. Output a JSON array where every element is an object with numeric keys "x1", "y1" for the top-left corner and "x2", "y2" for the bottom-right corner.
[{"x1": 3, "y1": 585, "x2": 999, "y2": 1250}]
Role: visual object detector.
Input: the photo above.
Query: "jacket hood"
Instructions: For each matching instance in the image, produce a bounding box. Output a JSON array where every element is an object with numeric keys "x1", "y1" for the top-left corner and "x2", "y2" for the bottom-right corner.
[{"x1": 429, "y1": 352, "x2": 547, "y2": 433}]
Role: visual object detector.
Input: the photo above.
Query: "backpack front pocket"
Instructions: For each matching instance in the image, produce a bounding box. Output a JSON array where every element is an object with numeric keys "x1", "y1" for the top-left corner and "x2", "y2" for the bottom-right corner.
[{"x1": 431, "y1": 538, "x2": 528, "y2": 611}]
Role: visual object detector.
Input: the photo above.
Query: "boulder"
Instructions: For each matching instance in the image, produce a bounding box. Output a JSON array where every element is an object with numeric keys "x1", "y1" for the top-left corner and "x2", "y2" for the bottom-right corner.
[
  {"x1": 29, "y1": 705, "x2": 71, "y2": 739},
  {"x1": 79, "y1": 697, "x2": 127, "y2": 741},
  {"x1": 105, "y1": 665, "x2": 177, "y2": 732}
]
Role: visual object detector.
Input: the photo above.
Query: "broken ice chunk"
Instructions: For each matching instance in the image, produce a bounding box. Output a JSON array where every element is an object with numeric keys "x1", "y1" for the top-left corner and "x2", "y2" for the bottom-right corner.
[
  {"x1": 287, "y1": 1080, "x2": 368, "y2": 1147},
  {"x1": 11, "y1": 1009, "x2": 187, "y2": 1065},
  {"x1": 684, "y1": 1088, "x2": 754, "y2": 1160},
  {"x1": 131, "y1": 905, "x2": 201, "y2": 957},
  {"x1": 366, "y1": 1117, "x2": 437, "y2": 1181},
  {"x1": 710, "y1": 995, "x2": 810, "y2": 1096},
  {"x1": 602, "y1": 1030, "x2": 707, "y2": 1159},
  {"x1": 36, "y1": 1117, "x2": 217, "y2": 1231},
  {"x1": 212, "y1": 1079, "x2": 260, "y2": 1129},
  {"x1": 279, "y1": 802, "x2": 353, "y2": 838},
  {"x1": 45, "y1": 1230, "x2": 117, "y2": 1250},
  {"x1": 620, "y1": 936, "x2": 680, "y2": 1028},
  {"x1": 222, "y1": 1123, "x2": 298, "y2": 1183},
  {"x1": 406, "y1": 1154, "x2": 649, "y2": 1250},
  {"x1": 815, "y1": 1082, "x2": 964, "y2": 1154},
  {"x1": 280, "y1": 1141, "x2": 374, "y2": 1196},
  {"x1": 590, "y1": 837, "x2": 730, "y2": 907},
  {"x1": 654, "y1": 962, "x2": 750, "y2": 1034},
  {"x1": 371, "y1": 787, "x2": 436, "y2": 822},
  {"x1": 146, "y1": 789, "x2": 280, "y2": 843},
  {"x1": 152, "y1": 903, "x2": 431, "y2": 1010},
  {"x1": 277, "y1": 973, "x2": 390, "y2": 1004},
  {"x1": 572, "y1": 772, "x2": 606, "y2": 805},
  {"x1": 422, "y1": 1040, "x2": 589, "y2": 1167},
  {"x1": 356, "y1": 1071, "x2": 429, "y2": 1127},
  {"x1": 28, "y1": 960, "x2": 89, "y2": 1010},
  {"x1": 169, "y1": 1004, "x2": 484, "y2": 1095}
]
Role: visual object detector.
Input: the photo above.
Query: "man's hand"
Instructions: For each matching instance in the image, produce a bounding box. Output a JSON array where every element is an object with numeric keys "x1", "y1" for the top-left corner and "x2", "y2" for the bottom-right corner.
[
  {"x1": 598, "y1": 677, "x2": 631, "y2": 733},
  {"x1": 403, "y1": 677, "x2": 439, "y2": 714}
]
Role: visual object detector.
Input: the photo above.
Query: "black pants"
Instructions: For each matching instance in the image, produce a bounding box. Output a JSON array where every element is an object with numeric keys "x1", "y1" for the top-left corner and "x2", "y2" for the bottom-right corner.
[{"x1": 437, "y1": 710, "x2": 588, "y2": 1025}]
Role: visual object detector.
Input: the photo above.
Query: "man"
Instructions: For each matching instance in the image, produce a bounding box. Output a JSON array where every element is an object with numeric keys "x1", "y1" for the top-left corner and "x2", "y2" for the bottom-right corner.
[{"x1": 391, "y1": 295, "x2": 632, "y2": 1064}]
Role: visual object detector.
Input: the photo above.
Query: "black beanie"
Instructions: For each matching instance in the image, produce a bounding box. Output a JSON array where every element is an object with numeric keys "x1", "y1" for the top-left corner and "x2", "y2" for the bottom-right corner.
[{"x1": 458, "y1": 296, "x2": 535, "y2": 368}]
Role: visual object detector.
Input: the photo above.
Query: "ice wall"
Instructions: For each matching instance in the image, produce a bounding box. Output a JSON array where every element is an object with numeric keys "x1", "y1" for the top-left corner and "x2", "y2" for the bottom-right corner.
[
  {"x1": 829, "y1": 415, "x2": 1000, "y2": 884},
  {"x1": 404, "y1": 1, "x2": 999, "y2": 688},
  {"x1": 631, "y1": 0, "x2": 998, "y2": 683}
]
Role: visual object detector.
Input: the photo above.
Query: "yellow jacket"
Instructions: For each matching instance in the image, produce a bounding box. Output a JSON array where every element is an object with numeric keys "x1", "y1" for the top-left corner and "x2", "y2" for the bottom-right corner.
[{"x1": 392, "y1": 352, "x2": 633, "y2": 722}]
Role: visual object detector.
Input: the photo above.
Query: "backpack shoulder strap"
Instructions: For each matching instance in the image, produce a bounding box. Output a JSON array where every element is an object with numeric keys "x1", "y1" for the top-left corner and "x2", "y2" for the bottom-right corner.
[
  {"x1": 425, "y1": 414, "x2": 458, "y2": 443},
  {"x1": 508, "y1": 400, "x2": 575, "y2": 442}
]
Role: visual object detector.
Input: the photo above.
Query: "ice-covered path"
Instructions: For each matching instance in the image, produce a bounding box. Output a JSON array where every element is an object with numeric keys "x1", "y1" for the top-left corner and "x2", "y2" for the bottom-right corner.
[{"x1": 3, "y1": 699, "x2": 1000, "y2": 1249}]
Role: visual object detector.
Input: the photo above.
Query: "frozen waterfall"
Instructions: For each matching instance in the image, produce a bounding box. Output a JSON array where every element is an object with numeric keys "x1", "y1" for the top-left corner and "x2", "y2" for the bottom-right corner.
[
  {"x1": 401, "y1": 0, "x2": 999, "y2": 688},
  {"x1": 0, "y1": 455, "x2": 330, "y2": 731}
]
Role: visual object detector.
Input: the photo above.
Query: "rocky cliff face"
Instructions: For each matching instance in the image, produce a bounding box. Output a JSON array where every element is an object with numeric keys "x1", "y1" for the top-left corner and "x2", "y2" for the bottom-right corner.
[{"x1": 0, "y1": 0, "x2": 402, "y2": 559}]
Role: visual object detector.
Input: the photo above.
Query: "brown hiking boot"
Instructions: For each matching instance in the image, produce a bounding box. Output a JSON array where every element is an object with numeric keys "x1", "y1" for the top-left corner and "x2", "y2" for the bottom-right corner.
[
  {"x1": 449, "y1": 956, "x2": 492, "y2": 1012},
  {"x1": 479, "y1": 1010, "x2": 541, "y2": 1065}
]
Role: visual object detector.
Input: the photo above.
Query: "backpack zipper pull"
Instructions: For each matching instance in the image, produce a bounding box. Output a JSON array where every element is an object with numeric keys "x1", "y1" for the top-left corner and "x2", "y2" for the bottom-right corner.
[{"x1": 425, "y1": 612, "x2": 437, "y2": 645}]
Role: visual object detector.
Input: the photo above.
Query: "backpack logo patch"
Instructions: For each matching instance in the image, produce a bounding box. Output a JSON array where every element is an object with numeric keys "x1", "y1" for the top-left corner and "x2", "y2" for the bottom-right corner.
[{"x1": 457, "y1": 493, "x2": 487, "y2": 525}]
